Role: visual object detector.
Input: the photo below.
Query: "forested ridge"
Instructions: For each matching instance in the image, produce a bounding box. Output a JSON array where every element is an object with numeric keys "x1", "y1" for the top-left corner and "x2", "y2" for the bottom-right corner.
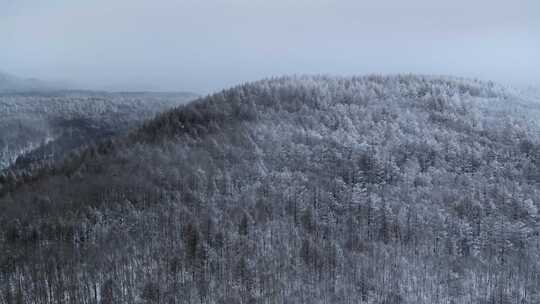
[
  {"x1": 1, "y1": 75, "x2": 540, "y2": 303},
  {"x1": 0, "y1": 91, "x2": 197, "y2": 171}
]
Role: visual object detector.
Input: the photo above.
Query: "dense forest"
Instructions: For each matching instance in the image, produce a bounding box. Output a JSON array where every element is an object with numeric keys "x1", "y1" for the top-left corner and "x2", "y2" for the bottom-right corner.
[
  {"x1": 0, "y1": 91, "x2": 197, "y2": 170},
  {"x1": 1, "y1": 75, "x2": 540, "y2": 303}
]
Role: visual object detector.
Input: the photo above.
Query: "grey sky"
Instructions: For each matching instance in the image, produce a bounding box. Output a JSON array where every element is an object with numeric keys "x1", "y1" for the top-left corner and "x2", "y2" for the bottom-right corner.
[{"x1": 1, "y1": 0, "x2": 538, "y2": 93}]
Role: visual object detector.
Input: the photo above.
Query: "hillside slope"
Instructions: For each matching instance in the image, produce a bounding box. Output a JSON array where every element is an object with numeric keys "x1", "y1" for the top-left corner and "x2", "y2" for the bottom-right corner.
[
  {"x1": 1, "y1": 75, "x2": 540, "y2": 303},
  {"x1": 0, "y1": 91, "x2": 197, "y2": 170}
]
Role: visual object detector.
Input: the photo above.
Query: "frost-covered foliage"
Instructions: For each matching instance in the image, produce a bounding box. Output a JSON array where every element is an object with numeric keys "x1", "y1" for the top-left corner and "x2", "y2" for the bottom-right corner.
[
  {"x1": 1, "y1": 75, "x2": 540, "y2": 303},
  {"x1": 0, "y1": 91, "x2": 197, "y2": 170}
]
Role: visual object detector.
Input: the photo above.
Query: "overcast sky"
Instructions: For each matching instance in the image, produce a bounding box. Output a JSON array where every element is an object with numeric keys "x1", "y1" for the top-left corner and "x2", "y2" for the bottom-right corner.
[{"x1": 1, "y1": 0, "x2": 538, "y2": 93}]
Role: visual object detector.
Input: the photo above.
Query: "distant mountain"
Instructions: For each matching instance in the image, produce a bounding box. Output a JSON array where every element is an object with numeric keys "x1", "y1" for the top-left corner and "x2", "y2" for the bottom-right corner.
[
  {"x1": 0, "y1": 71, "x2": 60, "y2": 92},
  {"x1": 1, "y1": 75, "x2": 540, "y2": 303}
]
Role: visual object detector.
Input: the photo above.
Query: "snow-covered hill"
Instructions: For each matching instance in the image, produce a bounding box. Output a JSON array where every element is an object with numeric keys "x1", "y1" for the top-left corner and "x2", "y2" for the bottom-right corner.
[
  {"x1": 1, "y1": 75, "x2": 540, "y2": 303},
  {"x1": 0, "y1": 90, "x2": 198, "y2": 171}
]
